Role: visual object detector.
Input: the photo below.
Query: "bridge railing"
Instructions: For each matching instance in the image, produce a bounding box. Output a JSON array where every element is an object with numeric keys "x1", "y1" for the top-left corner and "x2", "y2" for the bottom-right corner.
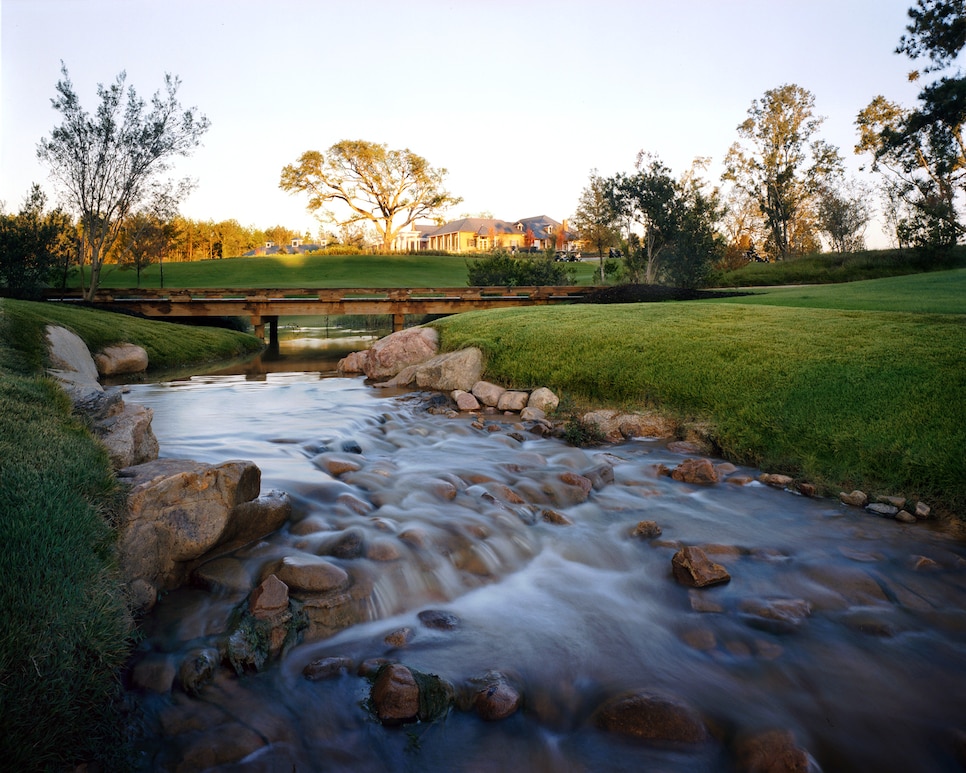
[{"x1": 45, "y1": 286, "x2": 589, "y2": 303}]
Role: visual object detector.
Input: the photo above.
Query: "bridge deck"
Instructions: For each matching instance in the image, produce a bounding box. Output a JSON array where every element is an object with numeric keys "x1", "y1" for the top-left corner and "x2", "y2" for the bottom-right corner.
[{"x1": 45, "y1": 286, "x2": 591, "y2": 339}]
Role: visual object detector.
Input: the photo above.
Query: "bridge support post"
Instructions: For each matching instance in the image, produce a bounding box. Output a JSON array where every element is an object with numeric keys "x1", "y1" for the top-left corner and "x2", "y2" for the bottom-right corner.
[
  {"x1": 392, "y1": 313, "x2": 405, "y2": 332},
  {"x1": 267, "y1": 316, "x2": 279, "y2": 349},
  {"x1": 251, "y1": 314, "x2": 264, "y2": 341}
]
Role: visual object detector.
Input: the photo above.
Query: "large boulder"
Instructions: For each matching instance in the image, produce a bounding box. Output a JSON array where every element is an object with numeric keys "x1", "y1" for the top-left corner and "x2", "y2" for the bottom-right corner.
[
  {"x1": 364, "y1": 327, "x2": 439, "y2": 380},
  {"x1": 117, "y1": 458, "x2": 291, "y2": 610},
  {"x1": 46, "y1": 325, "x2": 159, "y2": 469},
  {"x1": 97, "y1": 401, "x2": 159, "y2": 469},
  {"x1": 46, "y1": 324, "x2": 103, "y2": 404},
  {"x1": 94, "y1": 343, "x2": 149, "y2": 376},
  {"x1": 380, "y1": 347, "x2": 483, "y2": 393}
]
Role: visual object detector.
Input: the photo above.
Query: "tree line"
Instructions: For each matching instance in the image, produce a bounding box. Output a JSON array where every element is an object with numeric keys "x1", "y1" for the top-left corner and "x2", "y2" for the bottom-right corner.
[{"x1": 2, "y1": 1, "x2": 964, "y2": 299}]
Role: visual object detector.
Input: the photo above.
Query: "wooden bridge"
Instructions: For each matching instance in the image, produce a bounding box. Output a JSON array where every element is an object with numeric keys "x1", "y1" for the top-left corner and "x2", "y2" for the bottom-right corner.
[{"x1": 47, "y1": 286, "x2": 591, "y2": 342}]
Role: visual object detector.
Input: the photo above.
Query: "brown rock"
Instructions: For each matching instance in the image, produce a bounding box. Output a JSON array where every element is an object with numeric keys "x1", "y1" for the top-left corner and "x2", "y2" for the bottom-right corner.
[
  {"x1": 671, "y1": 458, "x2": 720, "y2": 485},
  {"x1": 915, "y1": 501, "x2": 932, "y2": 519},
  {"x1": 738, "y1": 598, "x2": 811, "y2": 634},
  {"x1": 559, "y1": 471, "x2": 593, "y2": 495},
  {"x1": 759, "y1": 473, "x2": 793, "y2": 489},
  {"x1": 734, "y1": 728, "x2": 817, "y2": 773},
  {"x1": 895, "y1": 510, "x2": 917, "y2": 524},
  {"x1": 370, "y1": 664, "x2": 420, "y2": 724},
  {"x1": 94, "y1": 342, "x2": 149, "y2": 375},
  {"x1": 594, "y1": 690, "x2": 710, "y2": 743},
  {"x1": 542, "y1": 509, "x2": 574, "y2": 525},
  {"x1": 274, "y1": 554, "x2": 349, "y2": 593},
  {"x1": 681, "y1": 627, "x2": 717, "y2": 651},
  {"x1": 527, "y1": 387, "x2": 559, "y2": 413},
  {"x1": 728, "y1": 475, "x2": 754, "y2": 486},
  {"x1": 316, "y1": 455, "x2": 363, "y2": 476},
  {"x1": 303, "y1": 656, "x2": 353, "y2": 680},
  {"x1": 497, "y1": 390, "x2": 530, "y2": 412},
  {"x1": 250, "y1": 574, "x2": 289, "y2": 619},
  {"x1": 839, "y1": 490, "x2": 868, "y2": 507},
  {"x1": 116, "y1": 458, "x2": 262, "y2": 611},
  {"x1": 632, "y1": 520, "x2": 663, "y2": 539},
  {"x1": 471, "y1": 380, "x2": 506, "y2": 407},
  {"x1": 472, "y1": 672, "x2": 522, "y2": 721},
  {"x1": 452, "y1": 389, "x2": 481, "y2": 411},
  {"x1": 671, "y1": 546, "x2": 731, "y2": 588},
  {"x1": 410, "y1": 348, "x2": 484, "y2": 392},
  {"x1": 367, "y1": 539, "x2": 402, "y2": 561},
  {"x1": 689, "y1": 589, "x2": 724, "y2": 613},
  {"x1": 337, "y1": 349, "x2": 369, "y2": 374},
  {"x1": 384, "y1": 627, "x2": 414, "y2": 647},
  {"x1": 418, "y1": 609, "x2": 460, "y2": 630},
  {"x1": 178, "y1": 648, "x2": 219, "y2": 696},
  {"x1": 796, "y1": 482, "x2": 816, "y2": 498},
  {"x1": 364, "y1": 327, "x2": 438, "y2": 380}
]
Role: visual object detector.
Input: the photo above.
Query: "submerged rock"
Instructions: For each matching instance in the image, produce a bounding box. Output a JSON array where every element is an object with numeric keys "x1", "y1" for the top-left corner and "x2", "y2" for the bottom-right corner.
[
  {"x1": 733, "y1": 728, "x2": 821, "y2": 773},
  {"x1": 594, "y1": 689, "x2": 710, "y2": 743}
]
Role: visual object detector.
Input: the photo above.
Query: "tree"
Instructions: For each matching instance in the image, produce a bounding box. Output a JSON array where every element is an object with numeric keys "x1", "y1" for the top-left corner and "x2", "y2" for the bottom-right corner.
[
  {"x1": 36, "y1": 64, "x2": 209, "y2": 300},
  {"x1": 571, "y1": 170, "x2": 620, "y2": 281},
  {"x1": 613, "y1": 153, "x2": 680, "y2": 283},
  {"x1": 723, "y1": 84, "x2": 843, "y2": 259},
  {"x1": 279, "y1": 140, "x2": 461, "y2": 252},
  {"x1": 0, "y1": 185, "x2": 76, "y2": 299},
  {"x1": 854, "y1": 1, "x2": 966, "y2": 255},
  {"x1": 815, "y1": 178, "x2": 872, "y2": 253},
  {"x1": 856, "y1": 94, "x2": 962, "y2": 252}
]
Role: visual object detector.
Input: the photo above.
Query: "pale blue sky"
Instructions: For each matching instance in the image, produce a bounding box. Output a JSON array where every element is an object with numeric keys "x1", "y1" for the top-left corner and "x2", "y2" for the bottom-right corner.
[{"x1": 2, "y1": 0, "x2": 925, "y2": 247}]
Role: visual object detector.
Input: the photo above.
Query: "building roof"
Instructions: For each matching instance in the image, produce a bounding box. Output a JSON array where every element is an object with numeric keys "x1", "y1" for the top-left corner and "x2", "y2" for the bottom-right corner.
[{"x1": 428, "y1": 217, "x2": 521, "y2": 237}]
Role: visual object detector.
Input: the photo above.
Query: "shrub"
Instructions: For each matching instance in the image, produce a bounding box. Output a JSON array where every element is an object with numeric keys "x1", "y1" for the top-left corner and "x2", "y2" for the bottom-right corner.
[{"x1": 466, "y1": 250, "x2": 575, "y2": 286}]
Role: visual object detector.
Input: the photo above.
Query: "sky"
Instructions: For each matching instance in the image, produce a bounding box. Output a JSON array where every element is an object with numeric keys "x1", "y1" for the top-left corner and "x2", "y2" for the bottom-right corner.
[{"x1": 1, "y1": 0, "x2": 928, "y2": 248}]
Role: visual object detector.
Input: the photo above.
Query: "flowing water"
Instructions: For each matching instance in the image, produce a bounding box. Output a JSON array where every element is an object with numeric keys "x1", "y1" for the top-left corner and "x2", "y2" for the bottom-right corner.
[{"x1": 122, "y1": 362, "x2": 966, "y2": 772}]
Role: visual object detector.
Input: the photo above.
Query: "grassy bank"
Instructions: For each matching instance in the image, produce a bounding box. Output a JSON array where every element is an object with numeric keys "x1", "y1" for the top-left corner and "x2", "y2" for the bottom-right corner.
[
  {"x1": 75, "y1": 252, "x2": 600, "y2": 289},
  {"x1": 431, "y1": 276, "x2": 966, "y2": 515},
  {"x1": 716, "y1": 244, "x2": 966, "y2": 286},
  {"x1": 0, "y1": 299, "x2": 262, "y2": 770}
]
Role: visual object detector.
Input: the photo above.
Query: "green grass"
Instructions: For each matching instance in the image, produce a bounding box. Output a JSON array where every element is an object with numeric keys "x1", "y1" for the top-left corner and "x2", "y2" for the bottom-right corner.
[
  {"x1": 431, "y1": 293, "x2": 966, "y2": 514},
  {"x1": 0, "y1": 299, "x2": 262, "y2": 771},
  {"x1": 716, "y1": 245, "x2": 966, "y2": 286},
  {"x1": 0, "y1": 325, "x2": 132, "y2": 769},
  {"x1": 83, "y1": 253, "x2": 600, "y2": 289},
  {"x1": 1, "y1": 298, "x2": 263, "y2": 373},
  {"x1": 713, "y1": 267, "x2": 966, "y2": 314}
]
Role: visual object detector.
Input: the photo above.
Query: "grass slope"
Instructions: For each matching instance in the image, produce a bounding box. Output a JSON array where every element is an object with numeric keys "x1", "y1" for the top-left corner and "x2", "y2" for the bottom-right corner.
[
  {"x1": 432, "y1": 298, "x2": 966, "y2": 513},
  {"x1": 0, "y1": 299, "x2": 262, "y2": 770},
  {"x1": 88, "y1": 253, "x2": 599, "y2": 289},
  {"x1": 712, "y1": 267, "x2": 966, "y2": 314}
]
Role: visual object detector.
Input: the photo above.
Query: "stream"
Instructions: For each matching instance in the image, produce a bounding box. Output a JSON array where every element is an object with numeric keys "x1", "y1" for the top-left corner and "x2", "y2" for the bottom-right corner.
[{"x1": 121, "y1": 342, "x2": 966, "y2": 772}]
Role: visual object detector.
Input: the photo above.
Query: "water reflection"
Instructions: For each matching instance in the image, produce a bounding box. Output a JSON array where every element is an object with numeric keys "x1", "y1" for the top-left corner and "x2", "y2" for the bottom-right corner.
[{"x1": 122, "y1": 359, "x2": 966, "y2": 772}]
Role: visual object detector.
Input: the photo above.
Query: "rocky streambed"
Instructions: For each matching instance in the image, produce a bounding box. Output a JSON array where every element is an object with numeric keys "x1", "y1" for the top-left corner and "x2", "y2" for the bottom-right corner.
[{"x1": 47, "y1": 325, "x2": 966, "y2": 772}]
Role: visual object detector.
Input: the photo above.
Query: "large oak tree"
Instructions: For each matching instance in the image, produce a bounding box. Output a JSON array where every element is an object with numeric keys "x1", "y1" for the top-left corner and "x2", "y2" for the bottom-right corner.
[
  {"x1": 37, "y1": 64, "x2": 209, "y2": 300},
  {"x1": 279, "y1": 140, "x2": 461, "y2": 252},
  {"x1": 723, "y1": 84, "x2": 843, "y2": 260}
]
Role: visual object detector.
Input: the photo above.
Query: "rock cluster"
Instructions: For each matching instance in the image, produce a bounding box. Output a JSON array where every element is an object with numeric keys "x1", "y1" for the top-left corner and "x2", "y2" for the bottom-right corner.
[
  {"x1": 838, "y1": 490, "x2": 931, "y2": 524},
  {"x1": 118, "y1": 459, "x2": 291, "y2": 611},
  {"x1": 45, "y1": 325, "x2": 293, "y2": 612},
  {"x1": 46, "y1": 325, "x2": 157, "y2": 469}
]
